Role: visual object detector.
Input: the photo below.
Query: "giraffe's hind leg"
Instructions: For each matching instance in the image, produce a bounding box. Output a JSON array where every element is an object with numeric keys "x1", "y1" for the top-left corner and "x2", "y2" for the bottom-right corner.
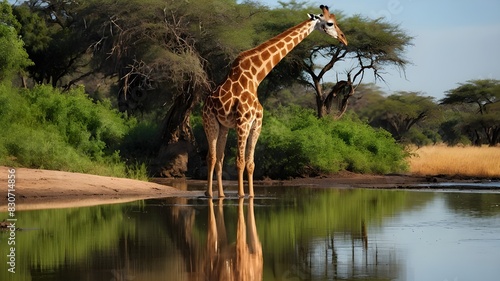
[
  {"x1": 203, "y1": 114, "x2": 219, "y2": 198},
  {"x1": 215, "y1": 127, "x2": 229, "y2": 197}
]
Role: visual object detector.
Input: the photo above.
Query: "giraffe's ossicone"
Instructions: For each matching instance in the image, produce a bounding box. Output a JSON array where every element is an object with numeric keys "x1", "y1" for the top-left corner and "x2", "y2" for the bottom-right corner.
[{"x1": 202, "y1": 4, "x2": 348, "y2": 198}]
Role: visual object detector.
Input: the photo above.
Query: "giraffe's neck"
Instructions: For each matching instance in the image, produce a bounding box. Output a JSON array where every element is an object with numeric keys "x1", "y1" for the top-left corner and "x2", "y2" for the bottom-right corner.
[{"x1": 227, "y1": 19, "x2": 316, "y2": 86}]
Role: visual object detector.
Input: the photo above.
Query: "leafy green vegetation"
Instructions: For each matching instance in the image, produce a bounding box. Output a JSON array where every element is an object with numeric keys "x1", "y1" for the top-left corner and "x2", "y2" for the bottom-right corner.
[
  {"x1": 257, "y1": 107, "x2": 409, "y2": 178},
  {"x1": 0, "y1": 83, "x2": 148, "y2": 179}
]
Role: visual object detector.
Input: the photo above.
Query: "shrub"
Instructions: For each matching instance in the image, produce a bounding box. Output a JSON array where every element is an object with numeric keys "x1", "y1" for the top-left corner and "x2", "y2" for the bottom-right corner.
[
  {"x1": 0, "y1": 83, "x2": 148, "y2": 179},
  {"x1": 256, "y1": 106, "x2": 408, "y2": 178}
]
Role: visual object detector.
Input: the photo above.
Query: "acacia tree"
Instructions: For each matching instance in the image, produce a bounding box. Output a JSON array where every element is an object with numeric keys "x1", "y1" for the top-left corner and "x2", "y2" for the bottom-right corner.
[
  {"x1": 79, "y1": 0, "x2": 209, "y2": 176},
  {"x1": 79, "y1": 0, "x2": 267, "y2": 176},
  {"x1": 259, "y1": 4, "x2": 413, "y2": 119},
  {"x1": 441, "y1": 79, "x2": 500, "y2": 146},
  {"x1": 356, "y1": 91, "x2": 439, "y2": 142}
]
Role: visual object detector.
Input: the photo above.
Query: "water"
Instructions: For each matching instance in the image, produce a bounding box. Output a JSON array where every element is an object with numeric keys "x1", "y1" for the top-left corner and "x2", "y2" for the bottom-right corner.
[{"x1": 1, "y1": 187, "x2": 500, "y2": 281}]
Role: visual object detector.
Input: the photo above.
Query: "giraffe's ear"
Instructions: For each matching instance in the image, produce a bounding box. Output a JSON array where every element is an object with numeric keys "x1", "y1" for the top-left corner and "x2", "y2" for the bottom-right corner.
[
  {"x1": 320, "y1": 5, "x2": 331, "y2": 18},
  {"x1": 308, "y1": 13, "x2": 315, "y2": 20}
]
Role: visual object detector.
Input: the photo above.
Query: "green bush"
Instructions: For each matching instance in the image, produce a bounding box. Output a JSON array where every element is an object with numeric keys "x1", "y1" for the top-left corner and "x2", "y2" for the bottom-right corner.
[
  {"x1": 257, "y1": 106, "x2": 408, "y2": 178},
  {"x1": 0, "y1": 83, "x2": 148, "y2": 179}
]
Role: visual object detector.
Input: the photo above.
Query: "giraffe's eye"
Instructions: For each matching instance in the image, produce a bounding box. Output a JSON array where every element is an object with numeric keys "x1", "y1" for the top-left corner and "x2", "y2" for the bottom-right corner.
[{"x1": 326, "y1": 22, "x2": 334, "y2": 27}]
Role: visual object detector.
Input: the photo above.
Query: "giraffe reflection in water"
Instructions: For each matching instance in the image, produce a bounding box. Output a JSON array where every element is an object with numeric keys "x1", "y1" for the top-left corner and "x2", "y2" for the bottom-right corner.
[
  {"x1": 161, "y1": 180, "x2": 262, "y2": 280},
  {"x1": 200, "y1": 198, "x2": 263, "y2": 281}
]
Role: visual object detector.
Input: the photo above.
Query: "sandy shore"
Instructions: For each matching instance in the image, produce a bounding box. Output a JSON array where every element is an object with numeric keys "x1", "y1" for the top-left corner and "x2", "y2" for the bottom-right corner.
[
  {"x1": 0, "y1": 166, "x2": 481, "y2": 211},
  {"x1": 0, "y1": 166, "x2": 199, "y2": 211}
]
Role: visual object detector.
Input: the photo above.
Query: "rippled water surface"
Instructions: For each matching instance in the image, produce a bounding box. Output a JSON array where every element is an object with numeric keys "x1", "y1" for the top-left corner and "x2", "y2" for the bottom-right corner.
[{"x1": 1, "y1": 186, "x2": 500, "y2": 281}]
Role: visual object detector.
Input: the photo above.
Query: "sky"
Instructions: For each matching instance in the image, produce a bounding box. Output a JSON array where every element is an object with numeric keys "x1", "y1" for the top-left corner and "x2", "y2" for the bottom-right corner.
[{"x1": 256, "y1": 0, "x2": 500, "y2": 100}]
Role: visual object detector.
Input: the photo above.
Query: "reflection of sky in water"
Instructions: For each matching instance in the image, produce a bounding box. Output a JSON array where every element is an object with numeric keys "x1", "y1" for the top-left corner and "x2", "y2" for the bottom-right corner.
[{"x1": 374, "y1": 193, "x2": 500, "y2": 281}]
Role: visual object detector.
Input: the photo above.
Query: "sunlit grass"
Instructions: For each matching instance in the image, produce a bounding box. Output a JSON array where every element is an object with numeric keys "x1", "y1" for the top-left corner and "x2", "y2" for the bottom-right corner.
[{"x1": 409, "y1": 145, "x2": 500, "y2": 178}]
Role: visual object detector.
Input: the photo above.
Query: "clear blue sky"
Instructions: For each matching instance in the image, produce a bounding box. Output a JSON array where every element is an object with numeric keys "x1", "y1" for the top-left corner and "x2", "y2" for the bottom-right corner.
[{"x1": 255, "y1": 0, "x2": 500, "y2": 99}]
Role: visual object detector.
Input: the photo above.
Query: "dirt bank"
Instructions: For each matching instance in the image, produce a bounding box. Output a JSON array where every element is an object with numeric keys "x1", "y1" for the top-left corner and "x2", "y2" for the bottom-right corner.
[
  {"x1": 0, "y1": 166, "x2": 489, "y2": 211},
  {"x1": 0, "y1": 166, "x2": 199, "y2": 211}
]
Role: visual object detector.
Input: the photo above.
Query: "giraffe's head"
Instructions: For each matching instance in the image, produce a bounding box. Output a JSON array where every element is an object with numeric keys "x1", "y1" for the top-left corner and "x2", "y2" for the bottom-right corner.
[{"x1": 310, "y1": 5, "x2": 348, "y2": 46}]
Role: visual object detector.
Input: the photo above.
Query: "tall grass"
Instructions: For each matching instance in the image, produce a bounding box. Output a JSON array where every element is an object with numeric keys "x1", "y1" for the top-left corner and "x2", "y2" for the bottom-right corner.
[{"x1": 409, "y1": 145, "x2": 500, "y2": 178}]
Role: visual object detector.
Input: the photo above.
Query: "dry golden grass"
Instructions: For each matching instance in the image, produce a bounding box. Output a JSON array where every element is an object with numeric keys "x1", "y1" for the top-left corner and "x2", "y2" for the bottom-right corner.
[{"x1": 409, "y1": 145, "x2": 500, "y2": 178}]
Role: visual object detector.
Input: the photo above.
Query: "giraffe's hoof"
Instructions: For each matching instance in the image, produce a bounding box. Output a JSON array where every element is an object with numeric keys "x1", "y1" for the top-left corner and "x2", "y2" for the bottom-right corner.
[
  {"x1": 218, "y1": 193, "x2": 226, "y2": 198},
  {"x1": 238, "y1": 193, "x2": 245, "y2": 198},
  {"x1": 204, "y1": 191, "x2": 213, "y2": 198}
]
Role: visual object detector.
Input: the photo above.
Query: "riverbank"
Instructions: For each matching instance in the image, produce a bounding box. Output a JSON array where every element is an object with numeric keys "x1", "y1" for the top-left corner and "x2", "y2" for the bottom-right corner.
[
  {"x1": 0, "y1": 166, "x2": 198, "y2": 211},
  {"x1": 4, "y1": 165, "x2": 495, "y2": 212}
]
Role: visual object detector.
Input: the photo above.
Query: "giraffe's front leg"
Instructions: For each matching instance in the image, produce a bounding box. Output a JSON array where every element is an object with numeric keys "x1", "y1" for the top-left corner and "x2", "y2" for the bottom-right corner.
[
  {"x1": 236, "y1": 154, "x2": 246, "y2": 198},
  {"x1": 246, "y1": 114, "x2": 262, "y2": 198},
  {"x1": 236, "y1": 129, "x2": 250, "y2": 198}
]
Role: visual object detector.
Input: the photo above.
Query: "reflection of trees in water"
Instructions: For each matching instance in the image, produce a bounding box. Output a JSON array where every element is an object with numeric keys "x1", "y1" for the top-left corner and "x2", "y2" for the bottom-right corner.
[
  {"x1": 0, "y1": 203, "x2": 139, "y2": 281},
  {"x1": 272, "y1": 225, "x2": 400, "y2": 281},
  {"x1": 26, "y1": 188, "x2": 437, "y2": 280},
  {"x1": 263, "y1": 189, "x2": 411, "y2": 280},
  {"x1": 443, "y1": 192, "x2": 500, "y2": 217},
  {"x1": 165, "y1": 189, "x2": 415, "y2": 280}
]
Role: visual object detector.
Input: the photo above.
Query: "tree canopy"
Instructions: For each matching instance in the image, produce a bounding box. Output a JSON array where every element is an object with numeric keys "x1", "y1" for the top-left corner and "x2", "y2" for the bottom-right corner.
[
  {"x1": 354, "y1": 91, "x2": 439, "y2": 143},
  {"x1": 441, "y1": 79, "x2": 500, "y2": 146},
  {"x1": 0, "y1": 0, "x2": 32, "y2": 81}
]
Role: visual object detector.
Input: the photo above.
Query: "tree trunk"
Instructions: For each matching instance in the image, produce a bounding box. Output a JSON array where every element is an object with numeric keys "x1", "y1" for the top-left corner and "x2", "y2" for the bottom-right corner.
[
  {"x1": 154, "y1": 84, "x2": 201, "y2": 177},
  {"x1": 316, "y1": 94, "x2": 325, "y2": 118},
  {"x1": 316, "y1": 80, "x2": 354, "y2": 119},
  {"x1": 488, "y1": 126, "x2": 499, "y2": 146},
  {"x1": 313, "y1": 78, "x2": 325, "y2": 119}
]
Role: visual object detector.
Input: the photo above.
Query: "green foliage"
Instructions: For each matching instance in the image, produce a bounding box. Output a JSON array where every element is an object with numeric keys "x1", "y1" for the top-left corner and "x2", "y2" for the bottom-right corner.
[
  {"x1": 256, "y1": 106, "x2": 408, "y2": 178},
  {"x1": 0, "y1": 83, "x2": 148, "y2": 179},
  {"x1": 0, "y1": 0, "x2": 32, "y2": 81},
  {"x1": 120, "y1": 120, "x2": 161, "y2": 160}
]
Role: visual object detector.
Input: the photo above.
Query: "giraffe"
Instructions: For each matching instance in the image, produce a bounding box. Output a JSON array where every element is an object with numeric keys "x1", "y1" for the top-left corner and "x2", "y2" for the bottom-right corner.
[{"x1": 202, "y1": 4, "x2": 348, "y2": 198}]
